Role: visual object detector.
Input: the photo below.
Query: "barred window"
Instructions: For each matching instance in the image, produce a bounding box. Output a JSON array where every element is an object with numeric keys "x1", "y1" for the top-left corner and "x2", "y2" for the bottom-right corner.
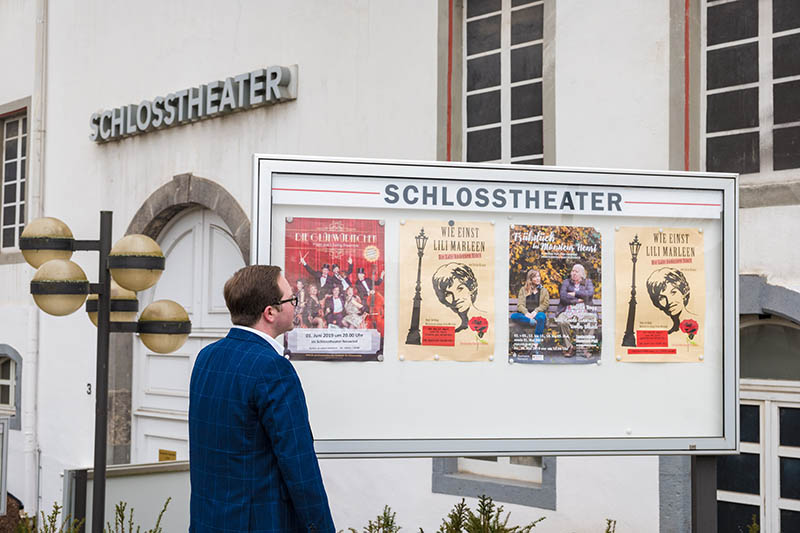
[
  {"x1": 464, "y1": 0, "x2": 544, "y2": 164},
  {"x1": 1, "y1": 113, "x2": 28, "y2": 249},
  {"x1": 704, "y1": 0, "x2": 800, "y2": 175}
]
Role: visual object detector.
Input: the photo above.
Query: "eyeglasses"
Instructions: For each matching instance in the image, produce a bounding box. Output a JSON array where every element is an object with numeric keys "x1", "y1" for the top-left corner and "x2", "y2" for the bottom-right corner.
[{"x1": 270, "y1": 295, "x2": 298, "y2": 307}]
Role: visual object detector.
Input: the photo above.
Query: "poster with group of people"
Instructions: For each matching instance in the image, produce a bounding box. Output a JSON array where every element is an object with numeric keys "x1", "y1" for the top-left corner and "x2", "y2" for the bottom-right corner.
[
  {"x1": 282, "y1": 218, "x2": 706, "y2": 364},
  {"x1": 283, "y1": 217, "x2": 385, "y2": 361}
]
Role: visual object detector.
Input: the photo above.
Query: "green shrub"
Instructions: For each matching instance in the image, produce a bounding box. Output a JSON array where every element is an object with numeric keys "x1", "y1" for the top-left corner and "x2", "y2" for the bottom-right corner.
[
  {"x1": 104, "y1": 497, "x2": 171, "y2": 533},
  {"x1": 15, "y1": 502, "x2": 83, "y2": 533}
]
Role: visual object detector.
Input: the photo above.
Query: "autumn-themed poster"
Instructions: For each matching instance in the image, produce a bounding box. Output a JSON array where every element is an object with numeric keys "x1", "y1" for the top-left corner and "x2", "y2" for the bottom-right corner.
[
  {"x1": 397, "y1": 220, "x2": 494, "y2": 361},
  {"x1": 508, "y1": 225, "x2": 602, "y2": 364},
  {"x1": 283, "y1": 217, "x2": 385, "y2": 361},
  {"x1": 615, "y1": 226, "x2": 705, "y2": 362}
]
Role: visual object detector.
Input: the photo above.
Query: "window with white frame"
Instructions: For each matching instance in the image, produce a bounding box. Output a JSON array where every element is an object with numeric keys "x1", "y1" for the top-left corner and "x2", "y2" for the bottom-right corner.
[
  {"x1": 451, "y1": 3, "x2": 548, "y2": 497},
  {"x1": 1, "y1": 112, "x2": 28, "y2": 249},
  {"x1": 0, "y1": 358, "x2": 15, "y2": 416},
  {"x1": 458, "y1": 456, "x2": 543, "y2": 484},
  {"x1": 718, "y1": 387, "x2": 800, "y2": 531},
  {"x1": 464, "y1": 0, "x2": 544, "y2": 164},
  {"x1": 704, "y1": 0, "x2": 800, "y2": 176},
  {"x1": 716, "y1": 319, "x2": 800, "y2": 531}
]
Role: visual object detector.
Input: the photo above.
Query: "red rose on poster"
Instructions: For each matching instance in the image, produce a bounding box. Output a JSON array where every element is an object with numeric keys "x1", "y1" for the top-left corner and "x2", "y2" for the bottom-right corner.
[
  {"x1": 469, "y1": 316, "x2": 489, "y2": 338},
  {"x1": 680, "y1": 319, "x2": 699, "y2": 340}
]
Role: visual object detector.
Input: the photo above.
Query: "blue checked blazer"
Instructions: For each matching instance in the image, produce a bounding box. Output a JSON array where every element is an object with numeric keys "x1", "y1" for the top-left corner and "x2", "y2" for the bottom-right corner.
[{"x1": 189, "y1": 327, "x2": 335, "y2": 532}]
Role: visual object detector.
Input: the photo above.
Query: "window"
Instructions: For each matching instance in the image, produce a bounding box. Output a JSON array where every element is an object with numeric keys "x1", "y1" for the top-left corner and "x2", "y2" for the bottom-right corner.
[
  {"x1": 433, "y1": 455, "x2": 556, "y2": 509},
  {"x1": 0, "y1": 358, "x2": 14, "y2": 416},
  {"x1": 704, "y1": 0, "x2": 800, "y2": 176},
  {"x1": 458, "y1": 456, "x2": 543, "y2": 483},
  {"x1": 718, "y1": 391, "x2": 800, "y2": 531},
  {"x1": 445, "y1": 2, "x2": 552, "y2": 506},
  {"x1": 464, "y1": 0, "x2": 545, "y2": 164},
  {"x1": 1, "y1": 112, "x2": 28, "y2": 249},
  {"x1": 0, "y1": 346, "x2": 20, "y2": 430},
  {"x1": 716, "y1": 320, "x2": 800, "y2": 531}
]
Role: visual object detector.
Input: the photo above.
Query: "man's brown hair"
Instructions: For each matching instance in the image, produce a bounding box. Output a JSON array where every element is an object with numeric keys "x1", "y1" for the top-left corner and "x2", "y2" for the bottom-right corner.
[{"x1": 223, "y1": 265, "x2": 284, "y2": 326}]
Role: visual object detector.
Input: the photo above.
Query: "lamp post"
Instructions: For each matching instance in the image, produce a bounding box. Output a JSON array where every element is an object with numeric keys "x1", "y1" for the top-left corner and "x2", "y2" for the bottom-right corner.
[
  {"x1": 405, "y1": 228, "x2": 428, "y2": 345},
  {"x1": 621, "y1": 234, "x2": 642, "y2": 347},
  {"x1": 20, "y1": 212, "x2": 191, "y2": 533}
]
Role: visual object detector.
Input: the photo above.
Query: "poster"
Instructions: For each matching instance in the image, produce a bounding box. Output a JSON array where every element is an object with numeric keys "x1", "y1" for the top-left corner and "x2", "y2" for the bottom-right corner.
[
  {"x1": 508, "y1": 225, "x2": 602, "y2": 364},
  {"x1": 397, "y1": 220, "x2": 494, "y2": 361},
  {"x1": 615, "y1": 226, "x2": 705, "y2": 362},
  {"x1": 283, "y1": 217, "x2": 385, "y2": 361}
]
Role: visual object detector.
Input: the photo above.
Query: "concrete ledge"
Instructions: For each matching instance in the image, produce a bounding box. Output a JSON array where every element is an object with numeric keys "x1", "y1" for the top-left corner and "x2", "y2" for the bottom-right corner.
[{"x1": 740, "y1": 179, "x2": 800, "y2": 208}]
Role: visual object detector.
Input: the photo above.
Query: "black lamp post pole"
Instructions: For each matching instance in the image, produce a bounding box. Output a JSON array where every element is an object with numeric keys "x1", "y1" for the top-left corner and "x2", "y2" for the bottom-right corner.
[
  {"x1": 72, "y1": 211, "x2": 113, "y2": 533},
  {"x1": 406, "y1": 233, "x2": 426, "y2": 345},
  {"x1": 91, "y1": 211, "x2": 112, "y2": 533},
  {"x1": 621, "y1": 236, "x2": 639, "y2": 347}
]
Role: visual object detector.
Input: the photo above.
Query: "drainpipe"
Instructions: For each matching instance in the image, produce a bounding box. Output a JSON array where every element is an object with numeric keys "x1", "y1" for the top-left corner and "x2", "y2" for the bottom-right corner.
[{"x1": 24, "y1": 0, "x2": 49, "y2": 517}]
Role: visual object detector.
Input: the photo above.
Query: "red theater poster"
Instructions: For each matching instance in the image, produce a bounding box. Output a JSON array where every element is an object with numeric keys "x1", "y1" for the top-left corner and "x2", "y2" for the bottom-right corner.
[{"x1": 283, "y1": 217, "x2": 385, "y2": 361}]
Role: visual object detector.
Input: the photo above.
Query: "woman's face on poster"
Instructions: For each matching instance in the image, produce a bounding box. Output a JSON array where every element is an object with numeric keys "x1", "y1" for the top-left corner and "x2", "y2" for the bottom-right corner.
[
  {"x1": 346, "y1": 287, "x2": 354, "y2": 298},
  {"x1": 309, "y1": 285, "x2": 318, "y2": 296},
  {"x1": 447, "y1": 281, "x2": 473, "y2": 313},
  {"x1": 658, "y1": 282, "x2": 686, "y2": 317},
  {"x1": 529, "y1": 271, "x2": 541, "y2": 285}
]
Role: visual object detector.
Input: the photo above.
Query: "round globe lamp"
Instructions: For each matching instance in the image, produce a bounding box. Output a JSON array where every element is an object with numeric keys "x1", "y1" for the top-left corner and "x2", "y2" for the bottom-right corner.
[
  {"x1": 138, "y1": 299, "x2": 191, "y2": 354},
  {"x1": 30, "y1": 259, "x2": 89, "y2": 316},
  {"x1": 19, "y1": 217, "x2": 75, "y2": 268},
  {"x1": 108, "y1": 235, "x2": 165, "y2": 292},
  {"x1": 85, "y1": 280, "x2": 139, "y2": 326}
]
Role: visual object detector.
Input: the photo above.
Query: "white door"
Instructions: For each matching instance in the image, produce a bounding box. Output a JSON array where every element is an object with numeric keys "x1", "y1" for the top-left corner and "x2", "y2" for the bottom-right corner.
[{"x1": 131, "y1": 208, "x2": 246, "y2": 464}]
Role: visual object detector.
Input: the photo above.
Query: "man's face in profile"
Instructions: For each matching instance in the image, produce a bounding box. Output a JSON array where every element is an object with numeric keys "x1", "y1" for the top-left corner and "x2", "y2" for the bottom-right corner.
[
  {"x1": 274, "y1": 275, "x2": 296, "y2": 335},
  {"x1": 570, "y1": 266, "x2": 582, "y2": 283}
]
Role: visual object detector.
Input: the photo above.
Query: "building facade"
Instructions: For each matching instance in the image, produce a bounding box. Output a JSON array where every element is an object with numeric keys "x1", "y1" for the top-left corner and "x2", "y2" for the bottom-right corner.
[{"x1": 1, "y1": 0, "x2": 798, "y2": 531}]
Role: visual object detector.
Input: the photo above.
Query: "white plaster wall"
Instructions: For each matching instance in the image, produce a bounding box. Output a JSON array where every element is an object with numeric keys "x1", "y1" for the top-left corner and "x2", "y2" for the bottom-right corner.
[
  {"x1": 0, "y1": 0, "x2": 38, "y2": 514},
  {"x1": 0, "y1": 306, "x2": 35, "y2": 508},
  {"x1": 321, "y1": 456, "x2": 658, "y2": 532},
  {"x1": 740, "y1": 205, "x2": 800, "y2": 292},
  {"x1": 32, "y1": 0, "x2": 440, "y2": 513},
  {"x1": 0, "y1": 0, "x2": 35, "y2": 104},
  {"x1": 555, "y1": 0, "x2": 672, "y2": 169}
]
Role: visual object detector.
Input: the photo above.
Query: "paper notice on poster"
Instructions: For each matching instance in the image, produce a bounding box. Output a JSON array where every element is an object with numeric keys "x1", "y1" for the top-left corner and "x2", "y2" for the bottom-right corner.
[
  {"x1": 398, "y1": 220, "x2": 494, "y2": 361},
  {"x1": 283, "y1": 217, "x2": 385, "y2": 361},
  {"x1": 615, "y1": 227, "x2": 705, "y2": 362},
  {"x1": 508, "y1": 225, "x2": 602, "y2": 364}
]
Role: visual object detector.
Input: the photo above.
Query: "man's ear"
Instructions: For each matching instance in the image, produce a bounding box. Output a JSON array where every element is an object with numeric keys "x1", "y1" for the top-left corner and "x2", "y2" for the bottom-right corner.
[{"x1": 262, "y1": 305, "x2": 276, "y2": 323}]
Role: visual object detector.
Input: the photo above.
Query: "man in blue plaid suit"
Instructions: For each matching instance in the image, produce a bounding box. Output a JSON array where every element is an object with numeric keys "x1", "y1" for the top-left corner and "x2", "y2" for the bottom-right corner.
[{"x1": 189, "y1": 265, "x2": 335, "y2": 532}]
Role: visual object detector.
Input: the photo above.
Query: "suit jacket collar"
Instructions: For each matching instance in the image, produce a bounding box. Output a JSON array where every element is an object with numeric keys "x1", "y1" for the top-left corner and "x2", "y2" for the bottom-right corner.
[{"x1": 227, "y1": 326, "x2": 284, "y2": 355}]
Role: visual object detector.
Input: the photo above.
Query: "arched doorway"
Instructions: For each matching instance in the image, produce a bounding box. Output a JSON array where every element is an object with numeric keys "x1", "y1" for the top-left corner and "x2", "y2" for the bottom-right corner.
[{"x1": 130, "y1": 207, "x2": 245, "y2": 463}]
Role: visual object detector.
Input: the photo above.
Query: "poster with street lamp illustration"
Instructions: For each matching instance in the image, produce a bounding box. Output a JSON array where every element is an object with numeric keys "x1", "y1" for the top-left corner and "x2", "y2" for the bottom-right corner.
[
  {"x1": 397, "y1": 219, "x2": 494, "y2": 361},
  {"x1": 283, "y1": 217, "x2": 385, "y2": 361},
  {"x1": 508, "y1": 225, "x2": 602, "y2": 364},
  {"x1": 615, "y1": 226, "x2": 705, "y2": 362}
]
